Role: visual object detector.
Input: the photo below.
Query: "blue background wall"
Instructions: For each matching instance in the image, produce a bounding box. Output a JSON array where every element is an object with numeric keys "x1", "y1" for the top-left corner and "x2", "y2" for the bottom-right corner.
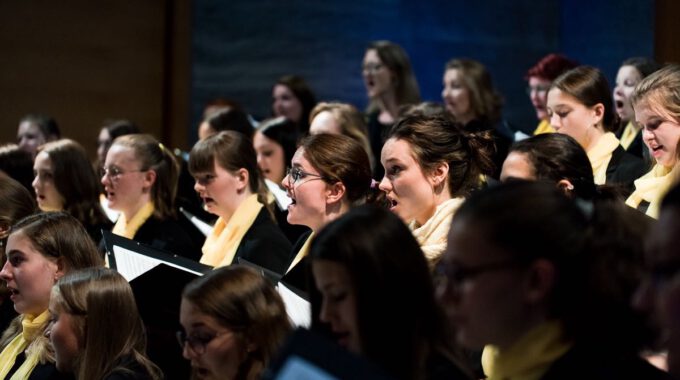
[{"x1": 190, "y1": 0, "x2": 654, "y2": 143}]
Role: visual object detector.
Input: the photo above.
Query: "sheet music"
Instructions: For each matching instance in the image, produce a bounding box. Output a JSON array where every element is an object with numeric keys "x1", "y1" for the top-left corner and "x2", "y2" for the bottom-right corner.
[
  {"x1": 275, "y1": 356, "x2": 338, "y2": 380},
  {"x1": 277, "y1": 282, "x2": 311, "y2": 328},
  {"x1": 113, "y1": 245, "x2": 205, "y2": 281},
  {"x1": 266, "y1": 179, "x2": 292, "y2": 210},
  {"x1": 179, "y1": 208, "x2": 214, "y2": 236}
]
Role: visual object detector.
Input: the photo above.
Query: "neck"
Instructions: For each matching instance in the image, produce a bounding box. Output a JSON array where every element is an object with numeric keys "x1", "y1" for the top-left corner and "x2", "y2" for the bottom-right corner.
[
  {"x1": 495, "y1": 313, "x2": 549, "y2": 352},
  {"x1": 219, "y1": 190, "x2": 254, "y2": 222},
  {"x1": 584, "y1": 127, "x2": 606, "y2": 152},
  {"x1": 122, "y1": 195, "x2": 151, "y2": 221},
  {"x1": 375, "y1": 90, "x2": 399, "y2": 120},
  {"x1": 415, "y1": 186, "x2": 453, "y2": 226},
  {"x1": 309, "y1": 200, "x2": 351, "y2": 232}
]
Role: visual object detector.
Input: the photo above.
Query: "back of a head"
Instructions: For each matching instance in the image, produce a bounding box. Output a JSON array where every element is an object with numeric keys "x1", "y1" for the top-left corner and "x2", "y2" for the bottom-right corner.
[
  {"x1": 0, "y1": 144, "x2": 35, "y2": 195},
  {"x1": 388, "y1": 113, "x2": 495, "y2": 197},
  {"x1": 526, "y1": 53, "x2": 579, "y2": 81},
  {"x1": 104, "y1": 120, "x2": 141, "y2": 141},
  {"x1": 631, "y1": 64, "x2": 680, "y2": 123},
  {"x1": 310, "y1": 205, "x2": 444, "y2": 378},
  {"x1": 368, "y1": 41, "x2": 421, "y2": 106},
  {"x1": 206, "y1": 107, "x2": 254, "y2": 140},
  {"x1": 112, "y1": 134, "x2": 179, "y2": 219},
  {"x1": 552, "y1": 66, "x2": 618, "y2": 132},
  {"x1": 299, "y1": 133, "x2": 372, "y2": 205},
  {"x1": 445, "y1": 58, "x2": 503, "y2": 123},
  {"x1": 39, "y1": 139, "x2": 107, "y2": 224},
  {"x1": 0, "y1": 175, "x2": 36, "y2": 243},
  {"x1": 182, "y1": 266, "x2": 291, "y2": 379},
  {"x1": 510, "y1": 133, "x2": 598, "y2": 199},
  {"x1": 11, "y1": 212, "x2": 103, "y2": 271}
]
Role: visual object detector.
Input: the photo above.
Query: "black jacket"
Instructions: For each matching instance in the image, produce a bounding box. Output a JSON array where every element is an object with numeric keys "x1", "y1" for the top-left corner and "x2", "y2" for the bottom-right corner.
[
  {"x1": 606, "y1": 145, "x2": 649, "y2": 197},
  {"x1": 133, "y1": 216, "x2": 203, "y2": 261},
  {"x1": 232, "y1": 208, "x2": 292, "y2": 275}
]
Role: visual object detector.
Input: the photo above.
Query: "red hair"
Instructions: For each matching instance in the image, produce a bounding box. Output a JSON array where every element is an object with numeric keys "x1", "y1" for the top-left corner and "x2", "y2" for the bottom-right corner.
[{"x1": 525, "y1": 53, "x2": 578, "y2": 81}]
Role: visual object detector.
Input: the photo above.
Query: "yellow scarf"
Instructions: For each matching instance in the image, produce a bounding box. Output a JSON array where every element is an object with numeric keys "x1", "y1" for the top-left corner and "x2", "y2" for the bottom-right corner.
[
  {"x1": 409, "y1": 198, "x2": 465, "y2": 266},
  {"x1": 200, "y1": 194, "x2": 263, "y2": 268},
  {"x1": 0, "y1": 310, "x2": 50, "y2": 380},
  {"x1": 626, "y1": 164, "x2": 676, "y2": 219},
  {"x1": 482, "y1": 320, "x2": 573, "y2": 380},
  {"x1": 286, "y1": 232, "x2": 314, "y2": 274},
  {"x1": 619, "y1": 121, "x2": 640, "y2": 151},
  {"x1": 533, "y1": 120, "x2": 554, "y2": 135},
  {"x1": 587, "y1": 132, "x2": 620, "y2": 185},
  {"x1": 112, "y1": 202, "x2": 154, "y2": 239}
]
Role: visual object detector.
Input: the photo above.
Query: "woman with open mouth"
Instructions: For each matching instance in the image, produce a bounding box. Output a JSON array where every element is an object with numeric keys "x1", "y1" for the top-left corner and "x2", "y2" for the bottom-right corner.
[
  {"x1": 379, "y1": 112, "x2": 495, "y2": 267},
  {"x1": 547, "y1": 66, "x2": 647, "y2": 196},
  {"x1": 0, "y1": 212, "x2": 102, "y2": 380},
  {"x1": 613, "y1": 57, "x2": 660, "y2": 160},
  {"x1": 101, "y1": 134, "x2": 201, "y2": 260},
  {"x1": 362, "y1": 40, "x2": 420, "y2": 179},
  {"x1": 280, "y1": 133, "x2": 372, "y2": 295},
  {"x1": 626, "y1": 64, "x2": 680, "y2": 218},
  {"x1": 189, "y1": 130, "x2": 291, "y2": 274},
  {"x1": 309, "y1": 206, "x2": 475, "y2": 380},
  {"x1": 271, "y1": 75, "x2": 317, "y2": 136}
]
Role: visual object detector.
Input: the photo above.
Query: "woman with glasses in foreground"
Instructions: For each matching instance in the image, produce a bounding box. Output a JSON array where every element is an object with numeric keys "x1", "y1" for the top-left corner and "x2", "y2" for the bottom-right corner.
[
  {"x1": 280, "y1": 133, "x2": 373, "y2": 293},
  {"x1": 436, "y1": 181, "x2": 668, "y2": 379},
  {"x1": 189, "y1": 131, "x2": 291, "y2": 274},
  {"x1": 101, "y1": 134, "x2": 200, "y2": 260},
  {"x1": 178, "y1": 265, "x2": 291, "y2": 380}
]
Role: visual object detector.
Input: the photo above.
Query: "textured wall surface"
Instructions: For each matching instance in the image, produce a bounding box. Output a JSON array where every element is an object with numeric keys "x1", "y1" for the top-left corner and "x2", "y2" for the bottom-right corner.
[{"x1": 190, "y1": 0, "x2": 654, "y2": 141}]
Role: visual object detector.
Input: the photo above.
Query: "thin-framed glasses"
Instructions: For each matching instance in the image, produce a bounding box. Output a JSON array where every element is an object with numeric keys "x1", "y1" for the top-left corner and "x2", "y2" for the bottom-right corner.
[
  {"x1": 434, "y1": 260, "x2": 522, "y2": 289},
  {"x1": 362, "y1": 63, "x2": 384, "y2": 74},
  {"x1": 176, "y1": 330, "x2": 230, "y2": 355},
  {"x1": 286, "y1": 167, "x2": 327, "y2": 186},
  {"x1": 100, "y1": 166, "x2": 144, "y2": 181}
]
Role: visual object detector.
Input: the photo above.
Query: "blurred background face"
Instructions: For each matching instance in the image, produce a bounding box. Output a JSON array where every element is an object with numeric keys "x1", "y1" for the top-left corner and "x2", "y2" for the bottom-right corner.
[
  {"x1": 437, "y1": 221, "x2": 530, "y2": 350},
  {"x1": 253, "y1": 131, "x2": 286, "y2": 184},
  {"x1": 272, "y1": 84, "x2": 303, "y2": 123},
  {"x1": 613, "y1": 65, "x2": 643, "y2": 123},
  {"x1": 96, "y1": 128, "x2": 112, "y2": 165},
  {"x1": 634, "y1": 101, "x2": 680, "y2": 168},
  {"x1": 48, "y1": 300, "x2": 81, "y2": 373},
  {"x1": 309, "y1": 111, "x2": 341, "y2": 135},
  {"x1": 312, "y1": 260, "x2": 360, "y2": 354},
  {"x1": 442, "y1": 68, "x2": 473, "y2": 124},
  {"x1": 527, "y1": 76, "x2": 552, "y2": 121},
  {"x1": 17, "y1": 121, "x2": 47, "y2": 158},
  {"x1": 500, "y1": 152, "x2": 536, "y2": 182},
  {"x1": 547, "y1": 88, "x2": 599, "y2": 150},
  {"x1": 362, "y1": 49, "x2": 393, "y2": 100},
  {"x1": 32, "y1": 151, "x2": 65, "y2": 211},
  {"x1": 197, "y1": 121, "x2": 216, "y2": 141}
]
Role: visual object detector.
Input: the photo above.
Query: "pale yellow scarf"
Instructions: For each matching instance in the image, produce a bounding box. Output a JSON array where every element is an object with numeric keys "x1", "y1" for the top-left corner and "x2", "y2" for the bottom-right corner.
[
  {"x1": 587, "y1": 132, "x2": 620, "y2": 185},
  {"x1": 619, "y1": 121, "x2": 640, "y2": 151},
  {"x1": 482, "y1": 320, "x2": 573, "y2": 380},
  {"x1": 626, "y1": 164, "x2": 676, "y2": 219},
  {"x1": 286, "y1": 232, "x2": 314, "y2": 274},
  {"x1": 409, "y1": 198, "x2": 465, "y2": 266},
  {"x1": 533, "y1": 119, "x2": 554, "y2": 135},
  {"x1": 200, "y1": 194, "x2": 263, "y2": 268},
  {"x1": 0, "y1": 310, "x2": 50, "y2": 380},
  {"x1": 112, "y1": 202, "x2": 154, "y2": 239}
]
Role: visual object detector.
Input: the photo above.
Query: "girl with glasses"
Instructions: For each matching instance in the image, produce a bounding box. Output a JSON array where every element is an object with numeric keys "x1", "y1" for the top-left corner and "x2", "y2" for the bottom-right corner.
[
  {"x1": 101, "y1": 134, "x2": 201, "y2": 260},
  {"x1": 47, "y1": 267, "x2": 161, "y2": 380},
  {"x1": 178, "y1": 265, "x2": 291, "y2": 380},
  {"x1": 189, "y1": 131, "x2": 291, "y2": 274}
]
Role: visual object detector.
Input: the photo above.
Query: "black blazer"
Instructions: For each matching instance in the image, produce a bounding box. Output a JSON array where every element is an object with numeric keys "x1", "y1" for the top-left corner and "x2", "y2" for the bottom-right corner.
[
  {"x1": 616, "y1": 127, "x2": 646, "y2": 160},
  {"x1": 232, "y1": 208, "x2": 292, "y2": 275},
  {"x1": 279, "y1": 230, "x2": 314, "y2": 300},
  {"x1": 134, "y1": 216, "x2": 203, "y2": 261},
  {"x1": 605, "y1": 145, "x2": 649, "y2": 197}
]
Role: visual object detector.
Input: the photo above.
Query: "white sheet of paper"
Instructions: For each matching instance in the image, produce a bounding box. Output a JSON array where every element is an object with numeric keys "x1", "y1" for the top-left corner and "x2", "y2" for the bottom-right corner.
[
  {"x1": 112, "y1": 245, "x2": 205, "y2": 281},
  {"x1": 277, "y1": 282, "x2": 311, "y2": 328}
]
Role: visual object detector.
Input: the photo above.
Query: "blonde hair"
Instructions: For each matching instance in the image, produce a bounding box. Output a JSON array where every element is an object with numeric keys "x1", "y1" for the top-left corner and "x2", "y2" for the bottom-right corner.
[
  {"x1": 51, "y1": 268, "x2": 162, "y2": 380},
  {"x1": 631, "y1": 64, "x2": 680, "y2": 124}
]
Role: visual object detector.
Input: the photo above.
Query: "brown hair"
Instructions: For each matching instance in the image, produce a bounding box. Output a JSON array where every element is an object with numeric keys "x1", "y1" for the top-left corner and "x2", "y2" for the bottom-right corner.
[
  {"x1": 51, "y1": 268, "x2": 162, "y2": 380},
  {"x1": 388, "y1": 113, "x2": 496, "y2": 197},
  {"x1": 366, "y1": 41, "x2": 421, "y2": 113},
  {"x1": 309, "y1": 102, "x2": 374, "y2": 168},
  {"x1": 182, "y1": 266, "x2": 292, "y2": 380},
  {"x1": 0, "y1": 175, "x2": 36, "y2": 246},
  {"x1": 299, "y1": 133, "x2": 372, "y2": 204},
  {"x1": 551, "y1": 66, "x2": 619, "y2": 132},
  {"x1": 631, "y1": 64, "x2": 680, "y2": 124},
  {"x1": 274, "y1": 75, "x2": 317, "y2": 134},
  {"x1": 445, "y1": 59, "x2": 503, "y2": 124},
  {"x1": 38, "y1": 139, "x2": 110, "y2": 229},
  {"x1": 111, "y1": 134, "x2": 179, "y2": 219}
]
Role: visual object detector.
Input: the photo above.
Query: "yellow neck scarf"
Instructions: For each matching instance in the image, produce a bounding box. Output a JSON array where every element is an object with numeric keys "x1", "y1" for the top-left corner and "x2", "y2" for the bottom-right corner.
[
  {"x1": 533, "y1": 120, "x2": 554, "y2": 135},
  {"x1": 619, "y1": 121, "x2": 640, "y2": 151},
  {"x1": 286, "y1": 232, "x2": 314, "y2": 274},
  {"x1": 200, "y1": 194, "x2": 263, "y2": 268},
  {"x1": 587, "y1": 132, "x2": 620, "y2": 185},
  {"x1": 409, "y1": 198, "x2": 465, "y2": 266},
  {"x1": 112, "y1": 202, "x2": 154, "y2": 239},
  {"x1": 482, "y1": 320, "x2": 572, "y2": 380},
  {"x1": 0, "y1": 310, "x2": 50, "y2": 380},
  {"x1": 626, "y1": 164, "x2": 676, "y2": 219}
]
